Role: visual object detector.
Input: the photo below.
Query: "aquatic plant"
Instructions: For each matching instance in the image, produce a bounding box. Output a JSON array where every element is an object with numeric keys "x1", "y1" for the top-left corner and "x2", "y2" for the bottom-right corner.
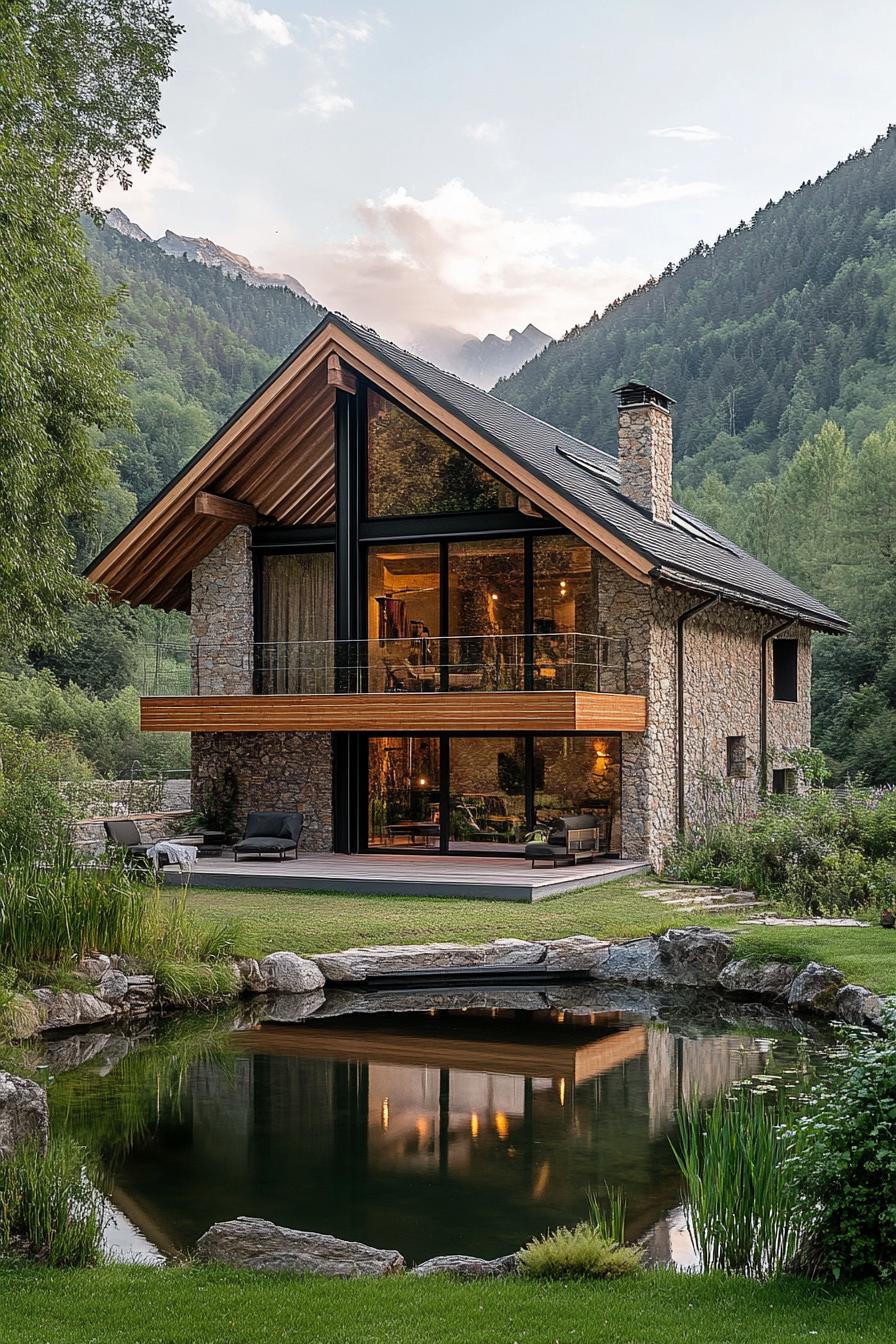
[
  {"x1": 587, "y1": 1184, "x2": 628, "y2": 1247},
  {"x1": 672, "y1": 1081, "x2": 807, "y2": 1278},
  {"x1": 518, "y1": 1223, "x2": 644, "y2": 1280},
  {"x1": 0, "y1": 1137, "x2": 105, "y2": 1267}
]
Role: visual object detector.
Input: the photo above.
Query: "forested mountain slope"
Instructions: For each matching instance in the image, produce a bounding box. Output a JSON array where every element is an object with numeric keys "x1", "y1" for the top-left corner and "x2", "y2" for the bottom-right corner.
[
  {"x1": 499, "y1": 127, "x2": 896, "y2": 493},
  {"x1": 500, "y1": 127, "x2": 896, "y2": 784},
  {"x1": 83, "y1": 218, "x2": 322, "y2": 508}
]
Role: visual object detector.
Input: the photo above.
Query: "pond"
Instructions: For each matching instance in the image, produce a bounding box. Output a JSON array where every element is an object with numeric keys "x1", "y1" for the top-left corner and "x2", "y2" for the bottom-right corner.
[{"x1": 17, "y1": 986, "x2": 824, "y2": 1266}]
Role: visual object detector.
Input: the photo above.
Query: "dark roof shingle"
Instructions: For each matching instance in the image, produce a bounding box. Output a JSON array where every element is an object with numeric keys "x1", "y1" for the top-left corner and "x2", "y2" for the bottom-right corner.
[{"x1": 334, "y1": 314, "x2": 846, "y2": 632}]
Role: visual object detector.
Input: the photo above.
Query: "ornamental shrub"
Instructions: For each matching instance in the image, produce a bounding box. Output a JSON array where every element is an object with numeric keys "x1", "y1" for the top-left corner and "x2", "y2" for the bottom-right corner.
[
  {"x1": 665, "y1": 785, "x2": 896, "y2": 915},
  {"x1": 518, "y1": 1224, "x2": 644, "y2": 1279},
  {"x1": 789, "y1": 1005, "x2": 896, "y2": 1280}
]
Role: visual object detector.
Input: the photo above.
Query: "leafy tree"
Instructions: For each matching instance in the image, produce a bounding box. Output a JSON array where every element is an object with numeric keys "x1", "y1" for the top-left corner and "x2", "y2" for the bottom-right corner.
[{"x1": 0, "y1": 0, "x2": 179, "y2": 652}]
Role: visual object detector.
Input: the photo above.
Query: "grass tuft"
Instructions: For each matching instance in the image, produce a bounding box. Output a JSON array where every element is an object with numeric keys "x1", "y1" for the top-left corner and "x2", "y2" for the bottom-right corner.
[{"x1": 518, "y1": 1223, "x2": 644, "y2": 1280}]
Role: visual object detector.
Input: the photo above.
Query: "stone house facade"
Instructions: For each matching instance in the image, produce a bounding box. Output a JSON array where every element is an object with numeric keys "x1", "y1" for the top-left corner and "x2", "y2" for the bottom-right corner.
[{"x1": 86, "y1": 313, "x2": 845, "y2": 871}]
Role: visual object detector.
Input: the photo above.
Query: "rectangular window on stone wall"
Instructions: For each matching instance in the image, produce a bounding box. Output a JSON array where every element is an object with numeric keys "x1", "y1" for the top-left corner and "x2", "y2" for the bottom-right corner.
[
  {"x1": 772, "y1": 768, "x2": 797, "y2": 795},
  {"x1": 772, "y1": 638, "x2": 798, "y2": 702},
  {"x1": 726, "y1": 735, "x2": 747, "y2": 779}
]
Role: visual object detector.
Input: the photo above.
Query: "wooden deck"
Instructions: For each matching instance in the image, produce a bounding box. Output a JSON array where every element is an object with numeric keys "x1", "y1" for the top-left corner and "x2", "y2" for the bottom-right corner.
[{"x1": 168, "y1": 852, "x2": 649, "y2": 903}]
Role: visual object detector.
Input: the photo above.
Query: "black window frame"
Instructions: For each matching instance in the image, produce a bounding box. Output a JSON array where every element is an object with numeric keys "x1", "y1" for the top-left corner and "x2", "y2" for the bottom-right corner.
[{"x1": 772, "y1": 638, "x2": 799, "y2": 702}]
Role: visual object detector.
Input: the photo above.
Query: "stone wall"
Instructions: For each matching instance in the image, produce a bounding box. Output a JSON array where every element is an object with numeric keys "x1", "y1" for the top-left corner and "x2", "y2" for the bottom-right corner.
[
  {"x1": 191, "y1": 526, "x2": 253, "y2": 694},
  {"x1": 192, "y1": 732, "x2": 333, "y2": 852},
  {"x1": 602, "y1": 574, "x2": 813, "y2": 868}
]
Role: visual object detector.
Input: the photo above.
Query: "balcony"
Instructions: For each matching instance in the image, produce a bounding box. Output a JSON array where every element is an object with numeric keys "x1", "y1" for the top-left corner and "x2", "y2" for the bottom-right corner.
[{"x1": 138, "y1": 633, "x2": 647, "y2": 735}]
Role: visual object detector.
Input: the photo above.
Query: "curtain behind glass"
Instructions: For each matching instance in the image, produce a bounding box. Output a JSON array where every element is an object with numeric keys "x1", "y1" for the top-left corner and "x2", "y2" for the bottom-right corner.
[{"x1": 261, "y1": 553, "x2": 334, "y2": 692}]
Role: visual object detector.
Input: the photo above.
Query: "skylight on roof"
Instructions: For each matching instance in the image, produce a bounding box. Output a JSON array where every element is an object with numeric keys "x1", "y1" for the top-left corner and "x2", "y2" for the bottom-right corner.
[
  {"x1": 554, "y1": 443, "x2": 618, "y2": 484},
  {"x1": 671, "y1": 508, "x2": 739, "y2": 554}
]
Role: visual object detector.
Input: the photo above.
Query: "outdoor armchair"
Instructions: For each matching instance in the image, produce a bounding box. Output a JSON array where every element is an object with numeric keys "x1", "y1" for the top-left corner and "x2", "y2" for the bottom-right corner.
[{"x1": 232, "y1": 811, "x2": 304, "y2": 861}]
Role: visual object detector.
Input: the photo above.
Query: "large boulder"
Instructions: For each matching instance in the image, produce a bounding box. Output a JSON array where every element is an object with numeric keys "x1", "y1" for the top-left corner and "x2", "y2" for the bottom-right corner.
[
  {"x1": 76, "y1": 954, "x2": 111, "y2": 982},
  {"x1": 314, "y1": 939, "x2": 543, "y2": 983},
  {"x1": 658, "y1": 927, "x2": 734, "y2": 985},
  {"x1": 33, "y1": 988, "x2": 114, "y2": 1032},
  {"x1": 540, "y1": 936, "x2": 609, "y2": 974},
  {"x1": 787, "y1": 962, "x2": 845, "y2": 1015},
  {"x1": 0, "y1": 1072, "x2": 48, "y2": 1157},
  {"x1": 718, "y1": 958, "x2": 797, "y2": 1002},
  {"x1": 260, "y1": 952, "x2": 325, "y2": 995},
  {"x1": 410, "y1": 1253, "x2": 517, "y2": 1278},
  {"x1": 589, "y1": 937, "x2": 661, "y2": 984},
  {"x1": 97, "y1": 969, "x2": 129, "y2": 1005},
  {"x1": 835, "y1": 983, "x2": 883, "y2": 1028},
  {"x1": 234, "y1": 958, "x2": 266, "y2": 993},
  {"x1": 195, "y1": 1217, "x2": 404, "y2": 1276}
]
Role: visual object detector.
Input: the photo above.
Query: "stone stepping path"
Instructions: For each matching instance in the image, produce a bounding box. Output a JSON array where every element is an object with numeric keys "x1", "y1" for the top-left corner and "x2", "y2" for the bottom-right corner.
[{"x1": 642, "y1": 884, "x2": 774, "y2": 918}]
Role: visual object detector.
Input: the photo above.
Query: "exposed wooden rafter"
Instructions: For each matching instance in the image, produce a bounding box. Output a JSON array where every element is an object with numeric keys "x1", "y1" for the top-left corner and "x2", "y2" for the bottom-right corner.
[
  {"x1": 194, "y1": 491, "x2": 257, "y2": 525},
  {"x1": 327, "y1": 352, "x2": 357, "y2": 394},
  {"x1": 85, "y1": 317, "x2": 658, "y2": 610}
]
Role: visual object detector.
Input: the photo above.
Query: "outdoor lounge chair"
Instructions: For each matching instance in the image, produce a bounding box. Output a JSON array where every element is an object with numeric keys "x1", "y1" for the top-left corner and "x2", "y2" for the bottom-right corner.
[
  {"x1": 103, "y1": 818, "x2": 152, "y2": 862},
  {"x1": 232, "y1": 811, "x2": 304, "y2": 861},
  {"x1": 524, "y1": 815, "x2": 604, "y2": 868}
]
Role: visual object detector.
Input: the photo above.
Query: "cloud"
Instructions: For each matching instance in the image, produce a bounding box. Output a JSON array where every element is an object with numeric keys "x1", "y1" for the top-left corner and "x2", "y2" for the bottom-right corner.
[
  {"x1": 294, "y1": 179, "x2": 646, "y2": 340},
  {"x1": 94, "y1": 152, "x2": 193, "y2": 230},
  {"x1": 302, "y1": 13, "x2": 376, "y2": 52},
  {"x1": 200, "y1": 0, "x2": 292, "y2": 47},
  {"x1": 648, "y1": 124, "x2": 724, "y2": 143},
  {"x1": 571, "y1": 174, "x2": 722, "y2": 208},
  {"x1": 295, "y1": 84, "x2": 354, "y2": 118},
  {"x1": 465, "y1": 120, "x2": 506, "y2": 144}
]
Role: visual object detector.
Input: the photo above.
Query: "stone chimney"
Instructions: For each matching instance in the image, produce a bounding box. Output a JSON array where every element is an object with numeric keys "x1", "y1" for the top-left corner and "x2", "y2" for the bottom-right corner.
[{"x1": 615, "y1": 382, "x2": 675, "y2": 523}]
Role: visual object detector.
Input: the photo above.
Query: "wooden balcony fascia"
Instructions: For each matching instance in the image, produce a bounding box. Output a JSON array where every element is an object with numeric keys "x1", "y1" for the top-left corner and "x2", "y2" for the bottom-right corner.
[{"x1": 140, "y1": 691, "x2": 648, "y2": 735}]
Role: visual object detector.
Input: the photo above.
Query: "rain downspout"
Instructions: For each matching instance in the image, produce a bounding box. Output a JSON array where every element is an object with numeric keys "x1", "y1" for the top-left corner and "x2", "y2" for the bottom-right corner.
[
  {"x1": 759, "y1": 618, "x2": 797, "y2": 795},
  {"x1": 676, "y1": 594, "x2": 720, "y2": 835}
]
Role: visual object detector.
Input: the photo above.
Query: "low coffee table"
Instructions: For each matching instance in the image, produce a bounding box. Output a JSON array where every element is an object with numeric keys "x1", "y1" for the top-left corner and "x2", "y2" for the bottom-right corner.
[{"x1": 177, "y1": 830, "x2": 226, "y2": 858}]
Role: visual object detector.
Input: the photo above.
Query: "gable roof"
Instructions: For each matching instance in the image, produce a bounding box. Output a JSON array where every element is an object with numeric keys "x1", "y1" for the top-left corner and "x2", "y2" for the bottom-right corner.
[{"x1": 87, "y1": 311, "x2": 847, "y2": 632}]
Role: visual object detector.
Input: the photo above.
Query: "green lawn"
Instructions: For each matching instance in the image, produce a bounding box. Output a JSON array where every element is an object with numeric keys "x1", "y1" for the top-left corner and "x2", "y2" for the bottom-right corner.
[
  {"x1": 0, "y1": 1265, "x2": 890, "y2": 1344},
  {"x1": 187, "y1": 876, "x2": 733, "y2": 958},
  {"x1": 187, "y1": 876, "x2": 896, "y2": 995}
]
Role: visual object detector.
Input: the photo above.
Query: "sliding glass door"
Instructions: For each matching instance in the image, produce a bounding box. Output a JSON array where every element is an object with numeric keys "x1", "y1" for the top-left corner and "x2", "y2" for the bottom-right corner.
[{"x1": 364, "y1": 733, "x2": 621, "y2": 856}]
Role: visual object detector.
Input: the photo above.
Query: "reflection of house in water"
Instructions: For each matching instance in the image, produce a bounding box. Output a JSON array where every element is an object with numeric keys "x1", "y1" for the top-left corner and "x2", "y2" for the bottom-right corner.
[{"x1": 110, "y1": 1008, "x2": 770, "y2": 1262}]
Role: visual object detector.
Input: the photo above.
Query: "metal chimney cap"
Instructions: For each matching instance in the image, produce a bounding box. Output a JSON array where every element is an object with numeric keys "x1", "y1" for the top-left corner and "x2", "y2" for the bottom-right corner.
[{"x1": 613, "y1": 381, "x2": 675, "y2": 410}]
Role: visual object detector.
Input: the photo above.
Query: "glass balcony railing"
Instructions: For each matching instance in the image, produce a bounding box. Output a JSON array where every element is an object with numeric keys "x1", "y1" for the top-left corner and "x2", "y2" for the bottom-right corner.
[{"x1": 138, "y1": 632, "x2": 630, "y2": 697}]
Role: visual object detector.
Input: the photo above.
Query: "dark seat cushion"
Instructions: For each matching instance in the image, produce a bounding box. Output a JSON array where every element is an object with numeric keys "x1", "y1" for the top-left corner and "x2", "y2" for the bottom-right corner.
[
  {"x1": 233, "y1": 835, "x2": 296, "y2": 854},
  {"x1": 104, "y1": 819, "x2": 143, "y2": 848},
  {"x1": 242, "y1": 811, "x2": 304, "y2": 843},
  {"x1": 524, "y1": 842, "x2": 566, "y2": 859}
]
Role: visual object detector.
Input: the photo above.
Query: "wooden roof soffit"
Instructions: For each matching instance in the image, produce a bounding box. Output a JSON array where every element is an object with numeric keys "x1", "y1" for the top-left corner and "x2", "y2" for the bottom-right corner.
[
  {"x1": 327, "y1": 352, "x2": 357, "y2": 394},
  {"x1": 194, "y1": 491, "x2": 258, "y2": 526}
]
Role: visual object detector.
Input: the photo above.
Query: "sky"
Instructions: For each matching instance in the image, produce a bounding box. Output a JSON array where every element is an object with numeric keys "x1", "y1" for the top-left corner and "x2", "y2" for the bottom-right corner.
[{"x1": 97, "y1": 0, "x2": 896, "y2": 345}]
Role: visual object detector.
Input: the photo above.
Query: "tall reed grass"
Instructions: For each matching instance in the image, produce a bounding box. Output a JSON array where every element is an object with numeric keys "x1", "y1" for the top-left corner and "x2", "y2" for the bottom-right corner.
[
  {"x1": 0, "y1": 846, "x2": 235, "y2": 972},
  {"x1": 672, "y1": 1082, "x2": 807, "y2": 1278},
  {"x1": 0, "y1": 1137, "x2": 105, "y2": 1267}
]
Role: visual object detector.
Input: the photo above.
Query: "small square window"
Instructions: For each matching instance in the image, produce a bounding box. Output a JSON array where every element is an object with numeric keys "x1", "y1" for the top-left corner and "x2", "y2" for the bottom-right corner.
[
  {"x1": 772, "y1": 768, "x2": 797, "y2": 795},
  {"x1": 772, "y1": 639, "x2": 798, "y2": 702},
  {"x1": 726, "y1": 735, "x2": 747, "y2": 779}
]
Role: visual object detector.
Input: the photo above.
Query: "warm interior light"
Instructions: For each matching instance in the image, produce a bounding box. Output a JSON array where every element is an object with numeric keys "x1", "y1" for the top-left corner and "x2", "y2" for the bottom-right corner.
[
  {"x1": 558, "y1": 1078, "x2": 566, "y2": 1106},
  {"x1": 470, "y1": 1113, "x2": 480, "y2": 1138},
  {"x1": 418, "y1": 777, "x2": 428, "y2": 786},
  {"x1": 495, "y1": 1112, "x2": 510, "y2": 1140},
  {"x1": 381, "y1": 1098, "x2": 390, "y2": 1131},
  {"x1": 415, "y1": 1117, "x2": 429, "y2": 1141}
]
